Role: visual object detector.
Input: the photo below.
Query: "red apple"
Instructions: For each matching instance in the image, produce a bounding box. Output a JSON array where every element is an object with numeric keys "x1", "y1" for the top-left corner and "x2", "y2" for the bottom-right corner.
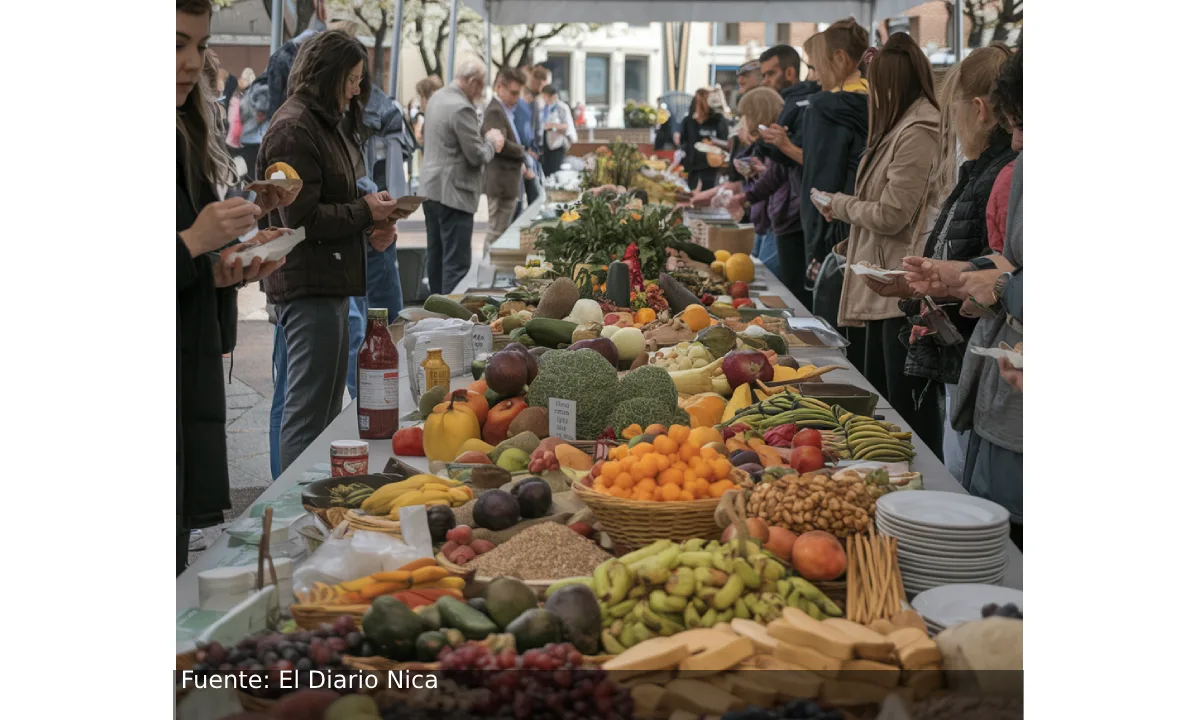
[
  {"x1": 721, "y1": 349, "x2": 774, "y2": 389},
  {"x1": 730, "y1": 281, "x2": 750, "y2": 299},
  {"x1": 482, "y1": 397, "x2": 529, "y2": 445},
  {"x1": 732, "y1": 298, "x2": 753, "y2": 309},
  {"x1": 790, "y1": 445, "x2": 825, "y2": 473},
  {"x1": 791, "y1": 428, "x2": 822, "y2": 449}
]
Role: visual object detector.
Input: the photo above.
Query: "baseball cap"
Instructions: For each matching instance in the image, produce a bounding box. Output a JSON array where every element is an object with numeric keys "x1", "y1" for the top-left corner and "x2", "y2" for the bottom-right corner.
[{"x1": 737, "y1": 60, "x2": 761, "y2": 76}]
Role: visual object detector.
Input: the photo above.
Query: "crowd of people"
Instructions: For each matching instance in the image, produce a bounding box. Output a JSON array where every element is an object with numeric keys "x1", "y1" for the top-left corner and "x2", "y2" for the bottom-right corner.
[
  {"x1": 177, "y1": 0, "x2": 1023, "y2": 576},
  {"x1": 690, "y1": 21, "x2": 1023, "y2": 547}
]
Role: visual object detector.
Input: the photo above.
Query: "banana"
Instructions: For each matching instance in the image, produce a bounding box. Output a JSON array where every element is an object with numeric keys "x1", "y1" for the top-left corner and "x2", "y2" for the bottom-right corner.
[
  {"x1": 619, "y1": 540, "x2": 673, "y2": 566},
  {"x1": 716, "y1": 609, "x2": 734, "y2": 624},
  {"x1": 705, "y1": 540, "x2": 722, "y2": 553},
  {"x1": 682, "y1": 538, "x2": 708, "y2": 552},
  {"x1": 700, "y1": 608, "x2": 718, "y2": 628},
  {"x1": 677, "y1": 552, "x2": 715, "y2": 568},
  {"x1": 665, "y1": 567, "x2": 696, "y2": 597},
  {"x1": 628, "y1": 585, "x2": 648, "y2": 600},
  {"x1": 712, "y1": 574, "x2": 744, "y2": 611},
  {"x1": 387, "y1": 490, "x2": 424, "y2": 511},
  {"x1": 695, "y1": 568, "x2": 729, "y2": 588},
  {"x1": 447, "y1": 488, "x2": 471, "y2": 503},
  {"x1": 593, "y1": 559, "x2": 613, "y2": 598},
  {"x1": 796, "y1": 597, "x2": 823, "y2": 620},
  {"x1": 601, "y1": 630, "x2": 626, "y2": 655},
  {"x1": 733, "y1": 597, "x2": 750, "y2": 619},
  {"x1": 762, "y1": 559, "x2": 787, "y2": 584},
  {"x1": 684, "y1": 603, "x2": 703, "y2": 629},
  {"x1": 789, "y1": 578, "x2": 842, "y2": 617},
  {"x1": 618, "y1": 620, "x2": 638, "y2": 648},
  {"x1": 731, "y1": 558, "x2": 761, "y2": 590},
  {"x1": 545, "y1": 576, "x2": 593, "y2": 597},
  {"x1": 607, "y1": 561, "x2": 632, "y2": 604},
  {"x1": 649, "y1": 590, "x2": 688, "y2": 614},
  {"x1": 608, "y1": 599, "x2": 637, "y2": 618},
  {"x1": 711, "y1": 551, "x2": 732, "y2": 573},
  {"x1": 632, "y1": 622, "x2": 652, "y2": 644},
  {"x1": 638, "y1": 566, "x2": 671, "y2": 586},
  {"x1": 785, "y1": 586, "x2": 805, "y2": 609},
  {"x1": 776, "y1": 579, "x2": 791, "y2": 596}
]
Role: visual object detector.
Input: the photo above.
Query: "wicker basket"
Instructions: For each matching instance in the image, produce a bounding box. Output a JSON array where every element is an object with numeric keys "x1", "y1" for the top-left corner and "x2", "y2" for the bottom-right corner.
[
  {"x1": 290, "y1": 603, "x2": 370, "y2": 630},
  {"x1": 519, "y1": 225, "x2": 542, "y2": 252},
  {"x1": 572, "y1": 483, "x2": 721, "y2": 554}
]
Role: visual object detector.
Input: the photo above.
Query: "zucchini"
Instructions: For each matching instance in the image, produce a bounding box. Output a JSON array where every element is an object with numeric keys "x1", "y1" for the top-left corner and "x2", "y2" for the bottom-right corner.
[
  {"x1": 674, "y1": 241, "x2": 716, "y2": 264},
  {"x1": 424, "y1": 294, "x2": 474, "y2": 321},
  {"x1": 524, "y1": 318, "x2": 578, "y2": 347},
  {"x1": 435, "y1": 596, "x2": 499, "y2": 641},
  {"x1": 658, "y1": 272, "x2": 703, "y2": 314}
]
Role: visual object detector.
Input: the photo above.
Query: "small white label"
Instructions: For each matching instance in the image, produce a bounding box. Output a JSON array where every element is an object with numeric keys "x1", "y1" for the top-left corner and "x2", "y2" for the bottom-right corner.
[
  {"x1": 549, "y1": 398, "x2": 577, "y2": 441},
  {"x1": 470, "y1": 325, "x2": 493, "y2": 363},
  {"x1": 358, "y1": 414, "x2": 370, "y2": 431},
  {"x1": 358, "y1": 368, "x2": 400, "y2": 411}
]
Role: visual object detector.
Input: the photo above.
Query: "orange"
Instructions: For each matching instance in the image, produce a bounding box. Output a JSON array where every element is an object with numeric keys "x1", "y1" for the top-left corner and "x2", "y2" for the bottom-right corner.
[
  {"x1": 593, "y1": 477, "x2": 607, "y2": 490},
  {"x1": 653, "y1": 435, "x2": 679, "y2": 455},
  {"x1": 699, "y1": 445, "x2": 720, "y2": 462},
  {"x1": 688, "y1": 455, "x2": 705, "y2": 470},
  {"x1": 601, "y1": 462, "x2": 621, "y2": 480},
  {"x1": 668, "y1": 424, "x2": 691, "y2": 444},
  {"x1": 610, "y1": 486, "x2": 630, "y2": 498},
  {"x1": 693, "y1": 463, "x2": 713, "y2": 481},
  {"x1": 645, "y1": 423, "x2": 668, "y2": 437},
  {"x1": 661, "y1": 483, "x2": 682, "y2": 501},
  {"x1": 708, "y1": 480, "x2": 735, "y2": 497},
  {"x1": 636, "y1": 478, "x2": 657, "y2": 494},
  {"x1": 659, "y1": 468, "x2": 684, "y2": 486},
  {"x1": 679, "y1": 443, "x2": 697, "y2": 462},
  {"x1": 594, "y1": 483, "x2": 610, "y2": 495},
  {"x1": 653, "y1": 453, "x2": 670, "y2": 472},
  {"x1": 653, "y1": 486, "x2": 665, "y2": 501},
  {"x1": 629, "y1": 463, "x2": 648, "y2": 482},
  {"x1": 710, "y1": 458, "x2": 732, "y2": 480},
  {"x1": 693, "y1": 478, "x2": 711, "y2": 497},
  {"x1": 610, "y1": 444, "x2": 629, "y2": 461},
  {"x1": 635, "y1": 490, "x2": 655, "y2": 501},
  {"x1": 688, "y1": 426, "x2": 722, "y2": 448},
  {"x1": 683, "y1": 468, "x2": 697, "y2": 486},
  {"x1": 679, "y1": 489, "x2": 695, "y2": 501},
  {"x1": 615, "y1": 472, "x2": 634, "y2": 490},
  {"x1": 631, "y1": 442, "x2": 654, "y2": 458},
  {"x1": 667, "y1": 452, "x2": 679, "y2": 465}
]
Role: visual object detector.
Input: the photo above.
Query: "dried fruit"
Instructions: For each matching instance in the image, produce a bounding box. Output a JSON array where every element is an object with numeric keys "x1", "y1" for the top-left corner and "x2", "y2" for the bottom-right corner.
[{"x1": 746, "y1": 472, "x2": 874, "y2": 539}]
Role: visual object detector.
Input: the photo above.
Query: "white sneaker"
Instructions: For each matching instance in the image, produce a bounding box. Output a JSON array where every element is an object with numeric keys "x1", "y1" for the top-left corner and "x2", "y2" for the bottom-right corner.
[{"x1": 188, "y1": 529, "x2": 208, "y2": 552}]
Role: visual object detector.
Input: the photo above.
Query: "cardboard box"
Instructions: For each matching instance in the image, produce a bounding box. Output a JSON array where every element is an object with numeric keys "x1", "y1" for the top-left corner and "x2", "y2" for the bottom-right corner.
[{"x1": 702, "y1": 223, "x2": 756, "y2": 255}]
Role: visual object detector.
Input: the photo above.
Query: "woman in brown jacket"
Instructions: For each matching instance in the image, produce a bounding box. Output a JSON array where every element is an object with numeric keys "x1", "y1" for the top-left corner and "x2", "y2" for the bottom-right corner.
[{"x1": 814, "y1": 33, "x2": 943, "y2": 453}]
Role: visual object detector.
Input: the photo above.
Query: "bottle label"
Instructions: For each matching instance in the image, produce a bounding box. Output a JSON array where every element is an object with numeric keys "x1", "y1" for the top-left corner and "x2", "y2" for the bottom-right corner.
[{"x1": 359, "y1": 368, "x2": 400, "y2": 411}]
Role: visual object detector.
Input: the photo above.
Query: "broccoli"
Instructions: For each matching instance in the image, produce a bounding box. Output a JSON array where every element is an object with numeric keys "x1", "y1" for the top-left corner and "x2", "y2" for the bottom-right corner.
[
  {"x1": 617, "y1": 365, "x2": 678, "y2": 408},
  {"x1": 607, "y1": 397, "x2": 677, "y2": 436},
  {"x1": 526, "y1": 348, "x2": 620, "y2": 440}
]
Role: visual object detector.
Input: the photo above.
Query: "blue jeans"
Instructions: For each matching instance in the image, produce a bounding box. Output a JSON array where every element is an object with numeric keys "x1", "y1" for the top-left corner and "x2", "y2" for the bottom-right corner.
[
  {"x1": 753, "y1": 231, "x2": 783, "y2": 280},
  {"x1": 345, "y1": 242, "x2": 405, "y2": 400}
]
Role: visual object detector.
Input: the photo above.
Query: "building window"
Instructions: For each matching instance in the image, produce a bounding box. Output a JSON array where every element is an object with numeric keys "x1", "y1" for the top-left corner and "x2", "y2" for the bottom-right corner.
[
  {"x1": 713, "y1": 67, "x2": 738, "y2": 107},
  {"x1": 543, "y1": 54, "x2": 571, "y2": 103},
  {"x1": 774, "y1": 23, "x2": 791, "y2": 45},
  {"x1": 586, "y1": 55, "x2": 610, "y2": 105},
  {"x1": 625, "y1": 56, "x2": 649, "y2": 104},
  {"x1": 716, "y1": 22, "x2": 740, "y2": 45}
]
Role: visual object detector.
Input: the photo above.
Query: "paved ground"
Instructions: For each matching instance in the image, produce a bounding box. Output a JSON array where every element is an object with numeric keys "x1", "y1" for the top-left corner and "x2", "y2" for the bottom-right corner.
[{"x1": 189, "y1": 227, "x2": 489, "y2": 564}]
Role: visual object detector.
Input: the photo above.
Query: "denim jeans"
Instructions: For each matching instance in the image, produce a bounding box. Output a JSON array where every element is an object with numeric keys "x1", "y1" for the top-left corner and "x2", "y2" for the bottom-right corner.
[
  {"x1": 752, "y1": 231, "x2": 783, "y2": 280},
  {"x1": 345, "y1": 242, "x2": 405, "y2": 400}
]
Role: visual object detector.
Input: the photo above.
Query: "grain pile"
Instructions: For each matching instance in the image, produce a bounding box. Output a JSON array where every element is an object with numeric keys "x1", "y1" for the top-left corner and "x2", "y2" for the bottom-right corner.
[{"x1": 464, "y1": 522, "x2": 612, "y2": 580}]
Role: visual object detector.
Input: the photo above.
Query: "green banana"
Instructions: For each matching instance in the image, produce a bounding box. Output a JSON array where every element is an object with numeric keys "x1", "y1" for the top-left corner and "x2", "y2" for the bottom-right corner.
[
  {"x1": 600, "y1": 630, "x2": 626, "y2": 655},
  {"x1": 712, "y1": 574, "x2": 745, "y2": 611},
  {"x1": 607, "y1": 561, "x2": 632, "y2": 604},
  {"x1": 731, "y1": 558, "x2": 762, "y2": 590},
  {"x1": 677, "y1": 551, "x2": 715, "y2": 568},
  {"x1": 716, "y1": 609, "x2": 734, "y2": 624},
  {"x1": 619, "y1": 540, "x2": 673, "y2": 566},
  {"x1": 691, "y1": 596, "x2": 707, "y2": 612},
  {"x1": 785, "y1": 586, "x2": 804, "y2": 609},
  {"x1": 700, "y1": 608, "x2": 718, "y2": 628},
  {"x1": 593, "y1": 559, "x2": 613, "y2": 598},
  {"x1": 762, "y1": 559, "x2": 786, "y2": 584},
  {"x1": 628, "y1": 585, "x2": 648, "y2": 600},
  {"x1": 705, "y1": 540, "x2": 722, "y2": 553},
  {"x1": 733, "y1": 597, "x2": 750, "y2": 619},
  {"x1": 638, "y1": 566, "x2": 671, "y2": 586},
  {"x1": 608, "y1": 599, "x2": 637, "y2": 618},
  {"x1": 665, "y1": 568, "x2": 696, "y2": 597},
  {"x1": 796, "y1": 597, "x2": 823, "y2": 620},
  {"x1": 712, "y1": 551, "x2": 733, "y2": 573},
  {"x1": 546, "y1": 577, "x2": 594, "y2": 597},
  {"x1": 619, "y1": 621, "x2": 638, "y2": 648},
  {"x1": 682, "y1": 538, "x2": 708, "y2": 552},
  {"x1": 632, "y1": 622, "x2": 652, "y2": 643},
  {"x1": 649, "y1": 590, "x2": 688, "y2": 614},
  {"x1": 684, "y1": 603, "x2": 703, "y2": 629},
  {"x1": 776, "y1": 579, "x2": 791, "y2": 596}
]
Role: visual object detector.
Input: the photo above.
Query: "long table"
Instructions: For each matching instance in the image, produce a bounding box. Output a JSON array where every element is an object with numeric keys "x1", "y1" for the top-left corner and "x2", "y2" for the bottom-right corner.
[{"x1": 177, "y1": 198, "x2": 1021, "y2": 631}]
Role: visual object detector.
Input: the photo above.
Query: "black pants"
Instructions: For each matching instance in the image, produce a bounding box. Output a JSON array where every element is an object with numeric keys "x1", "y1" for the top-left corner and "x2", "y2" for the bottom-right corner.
[
  {"x1": 687, "y1": 167, "x2": 720, "y2": 191},
  {"x1": 773, "y1": 229, "x2": 811, "y2": 310},
  {"x1": 237, "y1": 143, "x2": 260, "y2": 180},
  {"x1": 846, "y1": 317, "x2": 943, "y2": 458},
  {"x1": 543, "y1": 147, "x2": 566, "y2": 178},
  {"x1": 423, "y1": 199, "x2": 474, "y2": 295}
]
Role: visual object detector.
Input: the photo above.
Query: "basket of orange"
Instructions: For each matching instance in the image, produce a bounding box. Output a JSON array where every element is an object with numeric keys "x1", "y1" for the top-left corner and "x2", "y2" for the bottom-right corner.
[{"x1": 572, "y1": 424, "x2": 754, "y2": 553}]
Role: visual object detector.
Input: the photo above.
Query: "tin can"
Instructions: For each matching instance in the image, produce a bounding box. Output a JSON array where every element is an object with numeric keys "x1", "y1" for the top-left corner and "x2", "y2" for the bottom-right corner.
[{"x1": 330, "y1": 440, "x2": 370, "y2": 477}]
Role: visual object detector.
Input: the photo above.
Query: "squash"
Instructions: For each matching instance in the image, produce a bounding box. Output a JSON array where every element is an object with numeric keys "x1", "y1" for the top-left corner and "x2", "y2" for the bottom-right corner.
[
  {"x1": 423, "y1": 395, "x2": 482, "y2": 462},
  {"x1": 635, "y1": 307, "x2": 658, "y2": 324},
  {"x1": 611, "y1": 326, "x2": 647, "y2": 362},
  {"x1": 679, "y1": 304, "x2": 711, "y2": 333},
  {"x1": 683, "y1": 393, "x2": 728, "y2": 429},
  {"x1": 724, "y1": 253, "x2": 755, "y2": 283}
]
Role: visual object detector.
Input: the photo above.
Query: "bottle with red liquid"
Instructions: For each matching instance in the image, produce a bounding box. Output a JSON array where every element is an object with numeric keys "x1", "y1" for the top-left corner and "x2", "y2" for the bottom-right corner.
[{"x1": 357, "y1": 308, "x2": 400, "y2": 438}]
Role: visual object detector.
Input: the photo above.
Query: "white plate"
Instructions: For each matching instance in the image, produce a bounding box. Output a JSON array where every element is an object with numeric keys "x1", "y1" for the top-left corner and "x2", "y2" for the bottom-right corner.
[
  {"x1": 912, "y1": 584, "x2": 1023, "y2": 628},
  {"x1": 899, "y1": 566, "x2": 1007, "y2": 585},
  {"x1": 903, "y1": 575, "x2": 1005, "y2": 595},
  {"x1": 880, "y1": 532, "x2": 1008, "y2": 558},
  {"x1": 897, "y1": 548, "x2": 1008, "y2": 570},
  {"x1": 875, "y1": 516, "x2": 1009, "y2": 546},
  {"x1": 694, "y1": 141, "x2": 725, "y2": 154},
  {"x1": 970, "y1": 346, "x2": 1024, "y2": 369},
  {"x1": 876, "y1": 491, "x2": 1010, "y2": 530},
  {"x1": 875, "y1": 510, "x2": 1010, "y2": 538},
  {"x1": 228, "y1": 227, "x2": 306, "y2": 264}
]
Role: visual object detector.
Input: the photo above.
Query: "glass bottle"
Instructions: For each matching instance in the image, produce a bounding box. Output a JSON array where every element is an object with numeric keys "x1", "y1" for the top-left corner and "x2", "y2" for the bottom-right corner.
[
  {"x1": 357, "y1": 308, "x2": 400, "y2": 439},
  {"x1": 419, "y1": 349, "x2": 451, "y2": 397}
]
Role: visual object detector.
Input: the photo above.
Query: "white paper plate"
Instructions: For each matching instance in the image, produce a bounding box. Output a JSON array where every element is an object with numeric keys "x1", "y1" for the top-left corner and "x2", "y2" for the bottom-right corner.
[
  {"x1": 875, "y1": 516, "x2": 1009, "y2": 545},
  {"x1": 903, "y1": 575, "x2": 1006, "y2": 595},
  {"x1": 896, "y1": 547, "x2": 1008, "y2": 569},
  {"x1": 876, "y1": 511, "x2": 1010, "y2": 540},
  {"x1": 694, "y1": 141, "x2": 724, "y2": 154},
  {"x1": 229, "y1": 227, "x2": 306, "y2": 264},
  {"x1": 879, "y1": 529, "x2": 1008, "y2": 558},
  {"x1": 848, "y1": 262, "x2": 907, "y2": 280},
  {"x1": 876, "y1": 491, "x2": 1010, "y2": 530},
  {"x1": 912, "y1": 584, "x2": 1023, "y2": 628},
  {"x1": 970, "y1": 346, "x2": 1024, "y2": 369}
]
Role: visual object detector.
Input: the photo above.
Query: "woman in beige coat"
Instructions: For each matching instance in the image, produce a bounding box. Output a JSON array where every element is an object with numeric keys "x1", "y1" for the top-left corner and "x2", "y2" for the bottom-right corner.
[{"x1": 814, "y1": 33, "x2": 943, "y2": 453}]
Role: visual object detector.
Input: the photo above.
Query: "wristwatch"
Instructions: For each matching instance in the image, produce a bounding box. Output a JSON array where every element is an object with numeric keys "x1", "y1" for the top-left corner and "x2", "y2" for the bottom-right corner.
[
  {"x1": 993, "y1": 271, "x2": 1012, "y2": 302},
  {"x1": 968, "y1": 256, "x2": 998, "y2": 271}
]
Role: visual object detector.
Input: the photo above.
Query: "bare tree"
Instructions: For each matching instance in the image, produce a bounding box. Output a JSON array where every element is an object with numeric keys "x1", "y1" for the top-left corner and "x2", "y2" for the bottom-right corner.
[
  {"x1": 405, "y1": 0, "x2": 483, "y2": 80},
  {"x1": 945, "y1": 0, "x2": 992, "y2": 49},
  {"x1": 492, "y1": 24, "x2": 594, "y2": 70},
  {"x1": 992, "y1": 0, "x2": 1023, "y2": 45}
]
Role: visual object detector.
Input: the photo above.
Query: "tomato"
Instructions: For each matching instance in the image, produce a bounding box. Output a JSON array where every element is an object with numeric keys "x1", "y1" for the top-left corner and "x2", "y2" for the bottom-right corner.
[
  {"x1": 789, "y1": 444, "x2": 825, "y2": 473},
  {"x1": 791, "y1": 428, "x2": 823, "y2": 449},
  {"x1": 732, "y1": 297, "x2": 754, "y2": 309},
  {"x1": 391, "y1": 426, "x2": 425, "y2": 456}
]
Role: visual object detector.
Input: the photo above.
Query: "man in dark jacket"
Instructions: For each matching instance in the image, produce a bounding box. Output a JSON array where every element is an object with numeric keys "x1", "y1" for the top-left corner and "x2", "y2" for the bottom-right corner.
[{"x1": 482, "y1": 67, "x2": 530, "y2": 248}]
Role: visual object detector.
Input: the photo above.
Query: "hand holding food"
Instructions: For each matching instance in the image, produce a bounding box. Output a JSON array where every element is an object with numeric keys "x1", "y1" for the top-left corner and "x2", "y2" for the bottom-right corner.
[
  {"x1": 759, "y1": 123, "x2": 790, "y2": 148},
  {"x1": 180, "y1": 198, "x2": 262, "y2": 257},
  {"x1": 863, "y1": 273, "x2": 917, "y2": 299},
  {"x1": 364, "y1": 191, "x2": 399, "y2": 221}
]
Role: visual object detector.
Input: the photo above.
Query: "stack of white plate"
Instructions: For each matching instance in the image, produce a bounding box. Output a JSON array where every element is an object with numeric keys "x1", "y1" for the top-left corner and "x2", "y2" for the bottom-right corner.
[
  {"x1": 912, "y1": 584, "x2": 1023, "y2": 633},
  {"x1": 874, "y1": 491, "x2": 1011, "y2": 594}
]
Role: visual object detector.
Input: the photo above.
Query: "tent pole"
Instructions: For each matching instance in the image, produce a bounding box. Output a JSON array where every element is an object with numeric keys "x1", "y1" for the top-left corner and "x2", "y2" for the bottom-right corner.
[
  {"x1": 447, "y1": 0, "x2": 460, "y2": 81},
  {"x1": 868, "y1": 0, "x2": 877, "y2": 47},
  {"x1": 954, "y1": 0, "x2": 964, "y2": 61},
  {"x1": 388, "y1": 0, "x2": 404, "y2": 97},
  {"x1": 485, "y1": 1, "x2": 492, "y2": 83},
  {"x1": 270, "y1": 0, "x2": 284, "y2": 53},
  {"x1": 709, "y1": 22, "x2": 716, "y2": 86}
]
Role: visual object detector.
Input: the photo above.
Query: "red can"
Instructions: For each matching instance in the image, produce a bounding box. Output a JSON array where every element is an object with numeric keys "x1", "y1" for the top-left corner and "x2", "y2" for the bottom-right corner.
[{"x1": 330, "y1": 440, "x2": 369, "y2": 477}]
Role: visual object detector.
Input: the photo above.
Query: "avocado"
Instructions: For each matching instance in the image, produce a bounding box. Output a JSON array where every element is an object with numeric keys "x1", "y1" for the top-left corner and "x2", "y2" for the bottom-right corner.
[
  {"x1": 435, "y1": 596, "x2": 499, "y2": 641},
  {"x1": 415, "y1": 631, "x2": 450, "y2": 663},
  {"x1": 415, "y1": 603, "x2": 442, "y2": 633},
  {"x1": 484, "y1": 577, "x2": 540, "y2": 629},
  {"x1": 506, "y1": 608, "x2": 564, "y2": 652},
  {"x1": 543, "y1": 584, "x2": 603, "y2": 655},
  {"x1": 361, "y1": 596, "x2": 426, "y2": 661}
]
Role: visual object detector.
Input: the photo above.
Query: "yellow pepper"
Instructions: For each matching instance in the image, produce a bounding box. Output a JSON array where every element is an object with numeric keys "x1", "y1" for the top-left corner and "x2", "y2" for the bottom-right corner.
[{"x1": 422, "y1": 395, "x2": 482, "y2": 462}]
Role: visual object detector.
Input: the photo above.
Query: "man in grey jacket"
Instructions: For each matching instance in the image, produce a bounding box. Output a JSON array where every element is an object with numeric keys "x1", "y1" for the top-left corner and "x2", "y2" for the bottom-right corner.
[{"x1": 421, "y1": 58, "x2": 506, "y2": 294}]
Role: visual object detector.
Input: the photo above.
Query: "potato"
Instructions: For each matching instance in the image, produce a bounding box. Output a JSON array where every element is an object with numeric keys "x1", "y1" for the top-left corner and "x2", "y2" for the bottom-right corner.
[{"x1": 269, "y1": 690, "x2": 340, "y2": 720}]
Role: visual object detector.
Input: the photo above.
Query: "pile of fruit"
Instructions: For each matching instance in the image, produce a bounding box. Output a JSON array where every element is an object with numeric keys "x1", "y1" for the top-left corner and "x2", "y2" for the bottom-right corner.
[
  {"x1": 440, "y1": 524, "x2": 497, "y2": 567},
  {"x1": 544, "y1": 539, "x2": 842, "y2": 656},
  {"x1": 652, "y1": 341, "x2": 716, "y2": 371},
  {"x1": 746, "y1": 472, "x2": 876, "y2": 539},
  {"x1": 296, "y1": 558, "x2": 465, "y2": 607},
  {"x1": 360, "y1": 474, "x2": 474, "y2": 519},
  {"x1": 587, "y1": 425, "x2": 748, "y2": 502}
]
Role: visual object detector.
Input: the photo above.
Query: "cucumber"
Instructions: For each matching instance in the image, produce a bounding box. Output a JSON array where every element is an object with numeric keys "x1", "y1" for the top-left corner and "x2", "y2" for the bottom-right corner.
[
  {"x1": 435, "y1": 596, "x2": 499, "y2": 641},
  {"x1": 424, "y1": 294, "x2": 474, "y2": 321},
  {"x1": 524, "y1": 318, "x2": 578, "y2": 347},
  {"x1": 674, "y1": 241, "x2": 716, "y2": 264}
]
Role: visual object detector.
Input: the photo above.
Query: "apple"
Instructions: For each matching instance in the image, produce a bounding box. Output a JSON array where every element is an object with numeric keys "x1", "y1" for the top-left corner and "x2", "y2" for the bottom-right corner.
[
  {"x1": 791, "y1": 428, "x2": 822, "y2": 449},
  {"x1": 730, "y1": 281, "x2": 750, "y2": 299},
  {"x1": 482, "y1": 397, "x2": 529, "y2": 445},
  {"x1": 732, "y1": 298, "x2": 753, "y2": 309},
  {"x1": 721, "y1": 517, "x2": 770, "y2": 544},
  {"x1": 790, "y1": 445, "x2": 825, "y2": 473},
  {"x1": 792, "y1": 531, "x2": 847, "y2": 581},
  {"x1": 721, "y1": 349, "x2": 774, "y2": 388}
]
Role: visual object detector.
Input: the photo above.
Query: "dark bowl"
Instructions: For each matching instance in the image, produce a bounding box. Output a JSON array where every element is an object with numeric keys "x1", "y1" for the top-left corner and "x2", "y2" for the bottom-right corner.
[{"x1": 302, "y1": 473, "x2": 406, "y2": 509}]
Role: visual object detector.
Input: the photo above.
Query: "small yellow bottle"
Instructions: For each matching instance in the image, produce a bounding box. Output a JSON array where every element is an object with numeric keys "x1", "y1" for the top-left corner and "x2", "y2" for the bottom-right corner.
[{"x1": 420, "y1": 349, "x2": 450, "y2": 396}]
